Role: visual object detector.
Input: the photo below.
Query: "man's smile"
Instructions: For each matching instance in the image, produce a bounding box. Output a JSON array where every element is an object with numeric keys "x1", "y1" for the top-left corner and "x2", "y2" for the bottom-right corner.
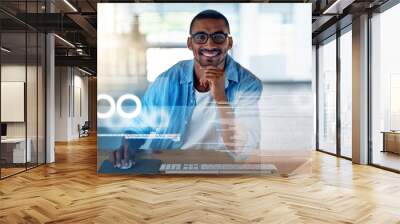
[{"x1": 199, "y1": 48, "x2": 222, "y2": 58}]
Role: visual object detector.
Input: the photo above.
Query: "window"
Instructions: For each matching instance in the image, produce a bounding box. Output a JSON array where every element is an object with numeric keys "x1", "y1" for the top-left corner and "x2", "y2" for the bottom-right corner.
[
  {"x1": 146, "y1": 48, "x2": 192, "y2": 82},
  {"x1": 0, "y1": 2, "x2": 46, "y2": 179},
  {"x1": 371, "y1": 3, "x2": 400, "y2": 171},
  {"x1": 317, "y1": 37, "x2": 337, "y2": 154},
  {"x1": 340, "y1": 29, "x2": 352, "y2": 158}
]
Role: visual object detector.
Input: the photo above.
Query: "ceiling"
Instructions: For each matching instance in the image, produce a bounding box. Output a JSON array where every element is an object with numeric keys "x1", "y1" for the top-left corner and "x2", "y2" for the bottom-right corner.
[{"x1": 0, "y1": 0, "x2": 392, "y2": 75}]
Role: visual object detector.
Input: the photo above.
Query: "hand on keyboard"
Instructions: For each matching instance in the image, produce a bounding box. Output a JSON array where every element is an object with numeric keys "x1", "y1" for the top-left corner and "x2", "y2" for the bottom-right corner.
[{"x1": 109, "y1": 139, "x2": 135, "y2": 169}]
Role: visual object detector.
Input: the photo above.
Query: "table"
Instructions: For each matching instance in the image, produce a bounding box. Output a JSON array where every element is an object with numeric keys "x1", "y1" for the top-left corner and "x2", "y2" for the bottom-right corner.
[
  {"x1": 1, "y1": 138, "x2": 31, "y2": 164},
  {"x1": 100, "y1": 149, "x2": 312, "y2": 176},
  {"x1": 382, "y1": 131, "x2": 400, "y2": 154}
]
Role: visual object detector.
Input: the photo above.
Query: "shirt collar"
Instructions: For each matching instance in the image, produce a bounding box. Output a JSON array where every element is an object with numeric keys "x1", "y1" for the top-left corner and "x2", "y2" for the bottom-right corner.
[{"x1": 180, "y1": 54, "x2": 239, "y2": 85}]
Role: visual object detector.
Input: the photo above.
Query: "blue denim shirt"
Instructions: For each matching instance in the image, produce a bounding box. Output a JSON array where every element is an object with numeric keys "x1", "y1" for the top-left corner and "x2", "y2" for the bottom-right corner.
[{"x1": 125, "y1": 55, "x2": 263, "y2": 152}]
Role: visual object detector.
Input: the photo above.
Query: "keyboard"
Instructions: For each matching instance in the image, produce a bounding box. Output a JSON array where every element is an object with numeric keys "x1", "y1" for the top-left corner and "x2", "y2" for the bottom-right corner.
[{"x1": 159, "y1": 163, "x2": 278, "y2": 174}]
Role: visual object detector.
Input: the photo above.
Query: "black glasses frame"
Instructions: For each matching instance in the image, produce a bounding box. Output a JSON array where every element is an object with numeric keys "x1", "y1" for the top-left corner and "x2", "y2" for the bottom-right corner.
[{"x1": 190, "y1": 32, "x2": 229, "y2": 44}]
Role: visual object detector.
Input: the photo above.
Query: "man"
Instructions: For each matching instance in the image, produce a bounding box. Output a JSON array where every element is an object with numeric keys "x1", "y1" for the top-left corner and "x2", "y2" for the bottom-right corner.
[{"x1": 111, "y1": 9, "x2": 262, "y2": 168}]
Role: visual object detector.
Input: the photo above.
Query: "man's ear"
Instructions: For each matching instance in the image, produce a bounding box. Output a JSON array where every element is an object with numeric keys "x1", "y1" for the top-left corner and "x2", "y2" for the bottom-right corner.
[
  {"x1": 228, "y1": 37, "x2": 233, "y2": 50},
  {"x1": 187, "y1": 37, "x2": 193, "y2": 51}
]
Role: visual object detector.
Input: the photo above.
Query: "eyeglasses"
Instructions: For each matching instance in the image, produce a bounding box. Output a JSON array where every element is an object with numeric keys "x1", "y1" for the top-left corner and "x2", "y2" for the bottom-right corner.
[{"x1": 190, "y1": 32, "x2": 229, "y2": 44}]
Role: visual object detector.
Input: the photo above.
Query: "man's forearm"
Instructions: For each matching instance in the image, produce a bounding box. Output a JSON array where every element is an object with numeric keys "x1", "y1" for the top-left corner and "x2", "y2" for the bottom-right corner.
[
  {"x1": 202, "y1": 65, "x2": 248, "y2": 151},
  {"x1": 216, "y1": 100, "x2": 246, "y2": 151}
]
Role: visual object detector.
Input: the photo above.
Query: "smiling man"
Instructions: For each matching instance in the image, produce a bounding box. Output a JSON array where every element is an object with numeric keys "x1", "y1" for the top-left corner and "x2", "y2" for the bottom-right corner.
[{"x1": 111, "y1": 9, "x2": 263, "y2": 169}]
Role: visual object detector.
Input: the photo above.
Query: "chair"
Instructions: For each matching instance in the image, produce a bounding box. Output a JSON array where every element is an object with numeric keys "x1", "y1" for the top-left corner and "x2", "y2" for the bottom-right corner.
[{"x1": 79, "y1": 121, "x2": 90, "y2": 138}]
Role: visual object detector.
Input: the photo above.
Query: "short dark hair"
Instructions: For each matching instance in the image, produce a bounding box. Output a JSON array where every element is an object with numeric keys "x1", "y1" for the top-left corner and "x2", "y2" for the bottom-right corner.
[{"x1": 189, "y1": 9, "x2": 230, "y2": 34}]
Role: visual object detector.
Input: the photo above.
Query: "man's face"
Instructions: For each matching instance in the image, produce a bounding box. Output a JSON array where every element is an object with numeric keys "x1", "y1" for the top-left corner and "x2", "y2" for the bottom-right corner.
[{"x1": 187, "y1": 18, "x2": 233, "y2": 68}]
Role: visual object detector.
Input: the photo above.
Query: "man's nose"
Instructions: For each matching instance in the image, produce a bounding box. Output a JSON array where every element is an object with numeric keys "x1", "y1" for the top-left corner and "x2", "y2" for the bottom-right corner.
[{"x1": 204, "y1": 36, "x2": 218, "y2": 48}]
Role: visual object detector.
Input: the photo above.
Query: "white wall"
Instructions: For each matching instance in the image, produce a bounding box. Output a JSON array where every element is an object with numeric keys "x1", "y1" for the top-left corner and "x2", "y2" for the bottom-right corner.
[
  {"x1": 72, "y1": 73, "x2": 89, "y2": 138},
  {"x1": 55, "y1": 66, "x2": 69, "y2": 141},
  {"x1": 55, "y1": 67, "x2": 89, "y2": 141},
  {"x1": 1, "y1": 64, "x2": 46, "y2": 163},
  {"x1": 1, "y1": 65, "x2": 37, "y2": 138}
]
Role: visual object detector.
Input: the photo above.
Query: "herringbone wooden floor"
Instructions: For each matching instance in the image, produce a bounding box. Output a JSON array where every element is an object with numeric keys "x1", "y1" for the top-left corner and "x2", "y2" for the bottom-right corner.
[{"x1": 1, "y1": 135, "x2": 400, "y2": 224}]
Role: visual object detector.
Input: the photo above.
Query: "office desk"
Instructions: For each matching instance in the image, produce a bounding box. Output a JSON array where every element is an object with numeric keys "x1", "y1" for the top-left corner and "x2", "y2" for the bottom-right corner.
[
  {"x1": 382, "y1": 131, "x2": 400, "y2": 154},
  {"x1": 100, "y1": 149, "x2": 311, "y2": 176},
  {"x1": 1, "y1": 138, "x2": 31, "y2": 164}
]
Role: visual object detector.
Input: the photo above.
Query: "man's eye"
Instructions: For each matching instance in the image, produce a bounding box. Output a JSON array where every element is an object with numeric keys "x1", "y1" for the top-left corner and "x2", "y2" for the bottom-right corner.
[
  {"x1": 213, "y1": 34, "x2": 225, "y2": 42},
  {"x1": 195, "y1": 34, "x2": 207, "y2": 41}
]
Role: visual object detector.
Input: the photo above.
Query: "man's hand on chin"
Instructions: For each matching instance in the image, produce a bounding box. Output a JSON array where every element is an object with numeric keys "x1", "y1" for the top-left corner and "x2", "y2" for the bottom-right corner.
[{"x1": 202, "y1": 66, "x2": 227, "y2": 103}]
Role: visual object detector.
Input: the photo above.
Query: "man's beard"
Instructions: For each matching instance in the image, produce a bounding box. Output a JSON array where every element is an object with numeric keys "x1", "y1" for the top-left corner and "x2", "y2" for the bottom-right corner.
[{"x1": 197, "y1": 48, "x2": 226, "y2": 67}]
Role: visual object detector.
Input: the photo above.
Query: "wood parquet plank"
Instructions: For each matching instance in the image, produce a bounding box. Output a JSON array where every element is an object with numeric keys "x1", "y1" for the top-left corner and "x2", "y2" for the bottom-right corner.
[{"x1": 1, "y1": 135, "x2": 400, "y2": 224}]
